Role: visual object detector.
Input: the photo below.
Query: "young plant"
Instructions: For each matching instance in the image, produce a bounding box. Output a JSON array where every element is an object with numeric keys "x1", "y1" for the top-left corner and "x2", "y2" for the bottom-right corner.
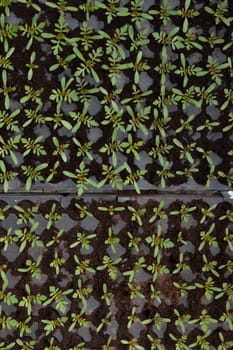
[
  {"x1": 121, "y1": 337, "x2": 145, "y2": 350},
  {"x1": 0, "y1": 305, "x2": 17, "y2": 331},
  {"x1": 205, "y1": 1, "x2": 232, "y2": 26},
  {"x1": 104, "y1": 227, "x2": 120, "y2": 254},
  {"x1": 42, "y1": 316, "x2": 67, "y2": 336},
  {"x1": 173, "y1": 281, "x2": 196, "y2": 298},
  {"x1": 75, "y1": 202, "x2": 93, "y2": 219},
  {"x1": 0, "y1": 287, "x2": 18, "y2": 306},
  {"x1": 175, "y1": 53, "x2": 203, "y2": 87},
  {"x1": 74, "y1": 255, "x2": 95, "y2": 276},
  {"x1": 124, "y1": 163, "x2": 147, "y2": 194},
  {"x1": 171, "y1": 203, "x2": 196, "y2": 223},
  {"x1": 200, "y1": 204, "x2": 217, "y2": 224},
  {"x1": 49, "y1": 76, "x2": 78, "y2": 110},
  {"x1": 98, "y1": 204, "x2": 125, "y2": 216},
  {"x1": 149, "y1": 201, "x2": 167, "y2": 223},
  {"x1": 191, "y1": 309, "x2": 218, "y2": 332},
  {"x1": 128, "y1": 282, "x2": 145, "y2": 300},
  {"x1": 41, "y1": 13, "x2": 72, "y2": 55},
  {"x1": 70, "y1": 231, "x2": 96, "y2": 250},
  {"x1": 101, "y1": 101, "x2": 125, "y2": 140},
  {"x1": 46, "y1": 229, "x2": 64, "y2": 247},
  {"x1": 199, "y1": 31, "x2": 224, "y2": 49},
  {"x1": 19, "y1": 283, "x2": 46, "y2": 316},
  {"x1": 147, "y1": 254, "x2": 170, "y2": 282},
  {"x1": 46, "y1": 161, "x2": 60, "y2": 183},
  {"x1": 173, "y1": 253, "x2": 189, "y2": 274},
  {"x1": 173, "y1": 138, "x2": 196, "y2": 164},
  {"x1": 127, "y1": 231, "x2": 142, "y2": 253},
  {"x1": 98, "y1": 164, "x2": 124, "y2": 190},
  {"x1": 0, "y1": 134, "x2": 20, "y2": 165},
  {"x1": 20, "y1": 85, "x2": 43, "y2": 105},
  {"x1": 26, "y1": 51, "x2": 39, "y2": 80},
  {"x1": 0, "y1": 341, "x2": 15, "y2": 350},
  {"x1": 202, "y1": 254, "x2": 220, "y2": 278},
  {"x1": 176, "y1": 166, "x2": 198, "y2": 181},
  {"x1": 49, "y1": 52, "x2": 75, "y2": 72},
  {"x1": 18, "y1": 0, "x2": 41, "y2": 11},
  {"x1": 149, "y1": 0, "x2": 176, "y2": 25},
  {"x1": 23, "y1": 106, "x2": 46, "y2": 127},
  {"x1": 195, "y1": 276, "x2": 221, "y2": 301},
  {"x1": 195, "y1": 83, "x2": 218, "y2": 107},
  {"x1": 101, "y1": 283, "x2": 112, "y2": 306},
  {"x1": 100, "y1": 139, "x2": 124, "y2": 167},
  {"x1": 126, "y1": 104, "x2": 150, "y2": 136},
  {"x1": 96, "y1": 310, "x2": 112, "y2": 333},
  {"x1": 128, "y1": 0, "x2": 153, "y2": 28},
  {"x1": 145, "y1": 312, "x2": 171, "y2": 332},
  {"x1": 74, "y1": 20, "x2": 100, "y2": 52},
  {"x1": 123, "y1": 256, "x2": 146, "y2": 282},
  {"x1": 128, "y1": 24, "x2": 149, "y2": 52},
  {"x1": 73, "y1": 138, "x2": 93, "y2": 161},
  {"x1": 0, "y1": 160, "x2": 18, "y2": 192},
  {"x1": 21, "y1": 163, "x2": 48, "y2": 191},
  {"x1": 147, "y1": 334, "x2": 164, "y2": 350},
  {"x1": 149, "y1": 135, "x2": 173, "y2": 163},
  {"x1": 44, "y1": 203, "x2": 62, "y2": 230},
  {"x1": 97, "y1": 255, "x2": 122, "y2": 280},
  {"x1": 0, "y1": 14, "x2": 18, "y2": 53},
  {"x1": 17, "y1": 321, "x2": 33, "y2": 340},
  {"x1": 45, "y1": 0, "x2": 77, "y2": 12},
  {"x1": 152, "y1": 26, "x2": 180, "y2": 60},
  {"x1": 69, "y1": 311, "x2": 89, "y2": 331},
  {"x1": 19, "y1": 13, "x2": 45, "y2": 47},
  {"x1": 15, "y1": 221, "x2": 43, "y2": 252},
  {"x1": 200, "y1": 55, "x2": 229, "y2": 85},
  {"x1": 70, "y1": 103, "x2": 99, "y2": 132},
  {"x1": 74, "y1": 46, "x2": 103, "y2": 83},
  {"x1": 0, "y1": 227, "x2": 18, "y2": 251},
  {"x1": 0, "y1": 70, "x2": 16, "y2": 109},
  {"x1": 224, "y1": 227, "x2": 233, "y2": 251},
  {"x1": 219, "y1": 302, "x2": 233, "y2": 330},
  {"x1": 128, "y1": 206, "x2": 146, "y2": 226},
  {"x1": 97, "y1": 24, "x2": 128, "y2": 59},
  {"x1": 43, "y1": 286, "x2": 73, "y2": 314},
  {"x1": 72, "y1": 279, "x2": 93, "y2": 311},
  {"x1": 173, "y1": 309, "x2": 192, "y2": 334},
  {"x1": 0, "y1": 108, "x2": 20, "y2": 132},
  {"x1": 22, "y1": 136, "x2": 46, "y2": 157},
  {"x1": 176, "y1": 0, "x2": 199, "y2": 32},
  {"x1": 127, "y1": 307, "x2": 141, "y2": 329},
  {"x1": 198, "y1": 223, "x2": 218, "y2": 251},
  {"x1": 0, "y1": 46, "x2": 15, "y2": 71},
  {"x1": 146, "y1": 224, "x2": 174, "y2": 258},
  {"x1": 50, "y1": 251, "x2": 66, "y2": 274},
  {"x1": 18, "y1": 256, "x2": 42, "y2": 280},
  {"x1": 217, "y1": 331, "x2": 233, "y2": 350},
  {"x1": 190, "y1": 331, "x2": 211, "y2": 349},
  {"x1": 63, "y1": 162, "x2": 96, "y2": 196},
  {"x1": 96, "y1": 1, "x2": 129, "y2": 24},
  {"x1": 156, "y1": 158, "x2": 175, "y2": 188}
]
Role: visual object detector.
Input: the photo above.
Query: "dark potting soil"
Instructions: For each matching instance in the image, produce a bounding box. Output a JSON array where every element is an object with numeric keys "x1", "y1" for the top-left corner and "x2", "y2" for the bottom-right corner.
[
  {"x1": 0, "y1": 197, "x2": 232, "y2": 349},
  {"x1": 0, "y1": 1, "x2": 232, "y2": 190}
]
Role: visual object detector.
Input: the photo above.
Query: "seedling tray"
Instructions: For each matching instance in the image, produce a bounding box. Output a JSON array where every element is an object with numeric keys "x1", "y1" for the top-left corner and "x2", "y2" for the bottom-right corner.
[
  {"x1": 0, "y1": 194, "x2": 233, "y2": 349},
  {"x1": 0, "y1": 1, "x2": 233, "y2": 349},
  {"x1": 0, "y1": 0, "x2": 232, "y2": 194}
]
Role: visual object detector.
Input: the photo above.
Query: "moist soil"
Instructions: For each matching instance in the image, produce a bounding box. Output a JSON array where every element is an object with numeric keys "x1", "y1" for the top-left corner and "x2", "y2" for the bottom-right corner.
[
  {"x1": 0, "y1": 2, "x2": 232, "y2": 189},
  {"x1": 1, "y1": 198, "x2": 232, "y2": 349}
]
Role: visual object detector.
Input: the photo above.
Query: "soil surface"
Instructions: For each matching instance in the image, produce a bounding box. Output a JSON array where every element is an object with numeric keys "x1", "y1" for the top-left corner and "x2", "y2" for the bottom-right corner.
[
  {"x1": 0, "y1": 1, "x2": 232, "y2": 190},
  {"x1": 0, "y1": 197, "x2": 232, "y2": 349}
]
